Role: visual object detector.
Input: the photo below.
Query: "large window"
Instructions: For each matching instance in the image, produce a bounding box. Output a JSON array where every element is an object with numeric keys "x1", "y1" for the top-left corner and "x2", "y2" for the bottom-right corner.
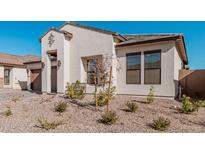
[
  {"x1": 87, "y1": 59, "x2": 97, "y2": 84},
  {"x1": 126, "y1": 52, "x2": 141, "y2": 84},
  {"x1": 144, "y1": 50, "x2": 161, "y2": 84},
  {"x1": 4, "y1": 69, "x2": 10, "y2": 85}
]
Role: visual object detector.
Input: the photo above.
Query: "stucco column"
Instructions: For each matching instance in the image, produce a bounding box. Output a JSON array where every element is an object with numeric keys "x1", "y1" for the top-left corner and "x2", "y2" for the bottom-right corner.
[
  {"x1": 27, "y1": 69, "x2": 31, "y2": 90},
  {"x1": 57, "y1": 50, "x2": 65, "y2": 93},
  {"x1": 80, "y1": 58, "x2": 85, "y2": 83},
  {"x1": 0, "y1": 66, "x2": 4, "y2": 89},
  {"x1": 46, "y1": 54, "x2": 51, "y2": 93}
]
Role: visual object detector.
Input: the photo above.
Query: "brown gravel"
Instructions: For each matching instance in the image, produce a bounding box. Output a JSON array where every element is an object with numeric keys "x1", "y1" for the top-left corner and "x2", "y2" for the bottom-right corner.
[{"x1": 0, "y1": 89, "x2": 205, "y2": 133}]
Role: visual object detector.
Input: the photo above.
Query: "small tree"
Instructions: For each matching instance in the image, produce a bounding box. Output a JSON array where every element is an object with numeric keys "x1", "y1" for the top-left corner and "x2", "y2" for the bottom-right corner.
[
  {"x1": 66, "y1": 80, "x2": 85, "y2": 100},
  {"x1": 91, "y1": 56, "x2": 108, "y2": 111},
  {"x1": 90, "y1": 54, "x2": 120, "y2": 112},
  {"x1": 95, "y1": 86, "x2": 116, "y2": 107},
  {"x1": 147, "y1": 86, "x2": 155, "y2": 103},
  {"x1": 106, "y1": 66, "x2": 112, "y2": 112}
]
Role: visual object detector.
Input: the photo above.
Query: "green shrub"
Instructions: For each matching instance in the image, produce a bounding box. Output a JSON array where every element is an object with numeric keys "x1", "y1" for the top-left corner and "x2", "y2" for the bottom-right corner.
[
  {"x1": 147, "y1": 86, "x2": 155, "y2": 104},
  {"x1": 95, "y1": 86, "x2": 116, "y2": 106},
  {"x1": 197, "y1": 100, "x2": 205, "y2": 107},
  {"x1": 182, "y1": 95, "x2": 199, "y2": 114},
  {"x1": 37, "y1": 116, "x2": 63, "y2": 130},
  {"x1": 96, "y1": 90, "x2": 107, "y2": 106},
  {"x1": 100, "y1": 110, "x2": 117, "y2": 125},
  {"x1": 4, "y1": 106, "x2": 12, "y2": 117},
  {"x1": 55, "y1": 101, "x2": 67, "y2": 113},
  {"x1": 126, "y1": 101, "x2": 138, "y2": 112},
  {"x1": 152, "y1": 116, "x2": 170, "y2": 131},
  {"x1": 66, "y1": 80, "x2": 85, "y2": 100}
]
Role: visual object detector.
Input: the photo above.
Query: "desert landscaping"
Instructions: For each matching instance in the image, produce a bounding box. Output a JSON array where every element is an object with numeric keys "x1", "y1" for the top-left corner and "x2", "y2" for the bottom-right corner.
[{"x1": 0, "y1": 88, "x2": 205, "y2": 133}]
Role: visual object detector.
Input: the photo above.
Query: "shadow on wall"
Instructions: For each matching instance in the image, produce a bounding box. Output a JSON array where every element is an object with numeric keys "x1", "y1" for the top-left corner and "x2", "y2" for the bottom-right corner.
[
  {"x1": 18, "y1": 81, "x2": 27, "y2": 90},
  {"x1": 179, "y1": 69, "x2": 205, "y2": 99}
]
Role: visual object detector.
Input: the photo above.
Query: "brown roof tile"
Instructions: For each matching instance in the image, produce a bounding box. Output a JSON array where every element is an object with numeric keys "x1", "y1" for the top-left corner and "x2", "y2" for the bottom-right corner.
[
  {"x1": 60, "y1": 22, "x2": 127, "y2": 41},
  {"x1": 0, "y1": 52, "x2": 40, "y2": 66}
]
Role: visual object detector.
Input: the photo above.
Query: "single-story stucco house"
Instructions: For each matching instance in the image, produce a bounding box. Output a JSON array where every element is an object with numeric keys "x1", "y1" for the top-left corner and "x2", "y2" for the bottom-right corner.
[
  {"x1": 0, "y1": 53, "x2": 39, "y2": 89},
  {"x1": 24, "y1": 22, "x2": 188, "y2": 99}
]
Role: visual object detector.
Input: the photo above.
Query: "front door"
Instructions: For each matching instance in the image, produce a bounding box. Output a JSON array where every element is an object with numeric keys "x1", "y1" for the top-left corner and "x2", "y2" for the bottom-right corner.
[
  {"x1": 51, "y1": 66, "x2": 57, "y2": 93},
  {"x1": 4, "y1": 69, "x2": 11, "y2": 85}
]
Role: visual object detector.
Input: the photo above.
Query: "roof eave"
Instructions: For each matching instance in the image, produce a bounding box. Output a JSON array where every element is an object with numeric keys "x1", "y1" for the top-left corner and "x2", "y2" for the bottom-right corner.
[
  {"x1": 39, "y1": 28, "x2": 73, "y2": 43},
  {"x1": 115, "y1": 36, "x2": 180, "y2": 48},
  {"x1": 23, "y1": 60, "x2": 41, "y2": 64},
  {"x1": 176, "y1": 35, "x2": 188, "y2": 64},
  {"x1": 61, "y1": 22, "x2": 128, "y2": 41},
  {"x1": 113, "y1": 34, "x2": 128, "y2": 42},
  {"x1": 181, "y1": 35, "x2": 188, "y2": 64},
  {"x1": 0, "y1": 63, "x2": 26, "y2": 68}
]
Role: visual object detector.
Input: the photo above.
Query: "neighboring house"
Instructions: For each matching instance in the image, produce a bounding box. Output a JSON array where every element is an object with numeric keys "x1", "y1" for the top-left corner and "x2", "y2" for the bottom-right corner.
[
  {"x1": 25, "y1": 22, "x2": 188, "y2": 99},
  {"x1": 0, "y1": 53, "x2": 39, "y2": 90}
]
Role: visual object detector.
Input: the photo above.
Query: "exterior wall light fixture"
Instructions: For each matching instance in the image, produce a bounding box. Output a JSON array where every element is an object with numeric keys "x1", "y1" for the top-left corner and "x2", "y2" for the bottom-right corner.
[
  {"x1": 57, "y1": 60, "x2": 61, "y2": 67},
  {"x1": 41, "y1": 62, "x2": 45, "y2": 69}
]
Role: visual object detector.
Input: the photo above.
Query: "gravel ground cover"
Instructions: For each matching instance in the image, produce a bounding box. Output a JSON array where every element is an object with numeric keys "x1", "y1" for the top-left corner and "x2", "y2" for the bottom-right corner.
[{"x1": 0, "y1": 89, "x2": 205, "y2": 133}]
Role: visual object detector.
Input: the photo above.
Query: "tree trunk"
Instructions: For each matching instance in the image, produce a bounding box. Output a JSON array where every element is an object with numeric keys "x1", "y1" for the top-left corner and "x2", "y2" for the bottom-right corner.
[{"x1": 106, "y1": 66, "x2": 112, "y2": 113}]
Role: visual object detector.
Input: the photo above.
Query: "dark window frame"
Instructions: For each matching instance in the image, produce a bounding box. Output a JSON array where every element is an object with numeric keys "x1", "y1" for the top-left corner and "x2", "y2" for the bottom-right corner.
[
  {"x1": 126, "y1": 52, "x2": 141, "y2": 84},
  {"x1": 4, "y1": 68, "x2": 11, "y2": 85},
  {"x1": 144, "y1": 50, "x2": 161, "y2": 85},
  {"x1": 87, "y1": 59, "x2": 97, "y2": 85}
]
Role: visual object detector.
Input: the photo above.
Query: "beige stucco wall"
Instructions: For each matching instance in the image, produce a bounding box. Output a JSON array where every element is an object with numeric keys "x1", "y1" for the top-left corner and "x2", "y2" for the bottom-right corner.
[
  {"x1": 173, "y1": 46, "x2": 183, "y2": 96},
  {"x1": 0, "y1": 66, "x2": 3, "y2": 88},
  {"x1": 0, "y1": 66, "x2": 27, "y2": 89},
  {"x1": 116, "y1": 41, "x2": 178, "y2": 98},
  {"x1": 0, "y1": 66, "x2": 3, "y2": 78},
  {"x1": 12, "y1": 67, "x2": 27, "y2": 89},
  {"x1": 174, "y1": 46, "x2": 183, "y2": 80},
  {"x1": 61, "y1": 24, "x2": 116, "y2": 93}
]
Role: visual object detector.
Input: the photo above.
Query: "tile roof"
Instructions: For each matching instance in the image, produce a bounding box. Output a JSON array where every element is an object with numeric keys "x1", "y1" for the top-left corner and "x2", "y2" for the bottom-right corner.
[
  {"x1": 0, "y1": 52, "x2": 40, "y2": 66},
  {"x1": 119, "y1": 34, "x2": 183, "y2": 46},
  {"x1": 60, "y1": 22, "x2": 127, "y2": 41},
  {"x1": 66, "y1": 22, "x2": 118, "y2": 35}
]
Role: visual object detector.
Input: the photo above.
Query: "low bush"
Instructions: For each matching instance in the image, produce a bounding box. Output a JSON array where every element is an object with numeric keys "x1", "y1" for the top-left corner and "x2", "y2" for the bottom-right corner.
[
  {"x1": 55, "y1": 101, "x2": 67, "y2": 113},
  {"x1": 95, "y1": 90, "x2": 107, "y2": 106},
  {"x1": 100, "y1": 110, "x2": 117, "y2": 125},
  {"x1": 147, "y1": 86, "x2": 155, "y2": 104},
  {"x1": 196, "y1": 100, "x2": 205, "y2": 107},
  {"x1": 95, "y1": 86, "x2": 116, "y2": 106},
  {"x1": 4, "y1": 106, "x2": 12, "y2": 117},
  {"x1": 37, "y1": 116, "x2": 63, "y2": 130},
  {"x1": 126, "y1": 101, "x2": 138, "y2": 112},
  {"x1": 152, "y1": 116, "x2": 170, "y2": 131},
  {"x1": 66, "y1": 80, "x2": 85, "y2": 100},
  {"x1": 182, "y1": 95, "x2": 199, "y2": 114}
]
